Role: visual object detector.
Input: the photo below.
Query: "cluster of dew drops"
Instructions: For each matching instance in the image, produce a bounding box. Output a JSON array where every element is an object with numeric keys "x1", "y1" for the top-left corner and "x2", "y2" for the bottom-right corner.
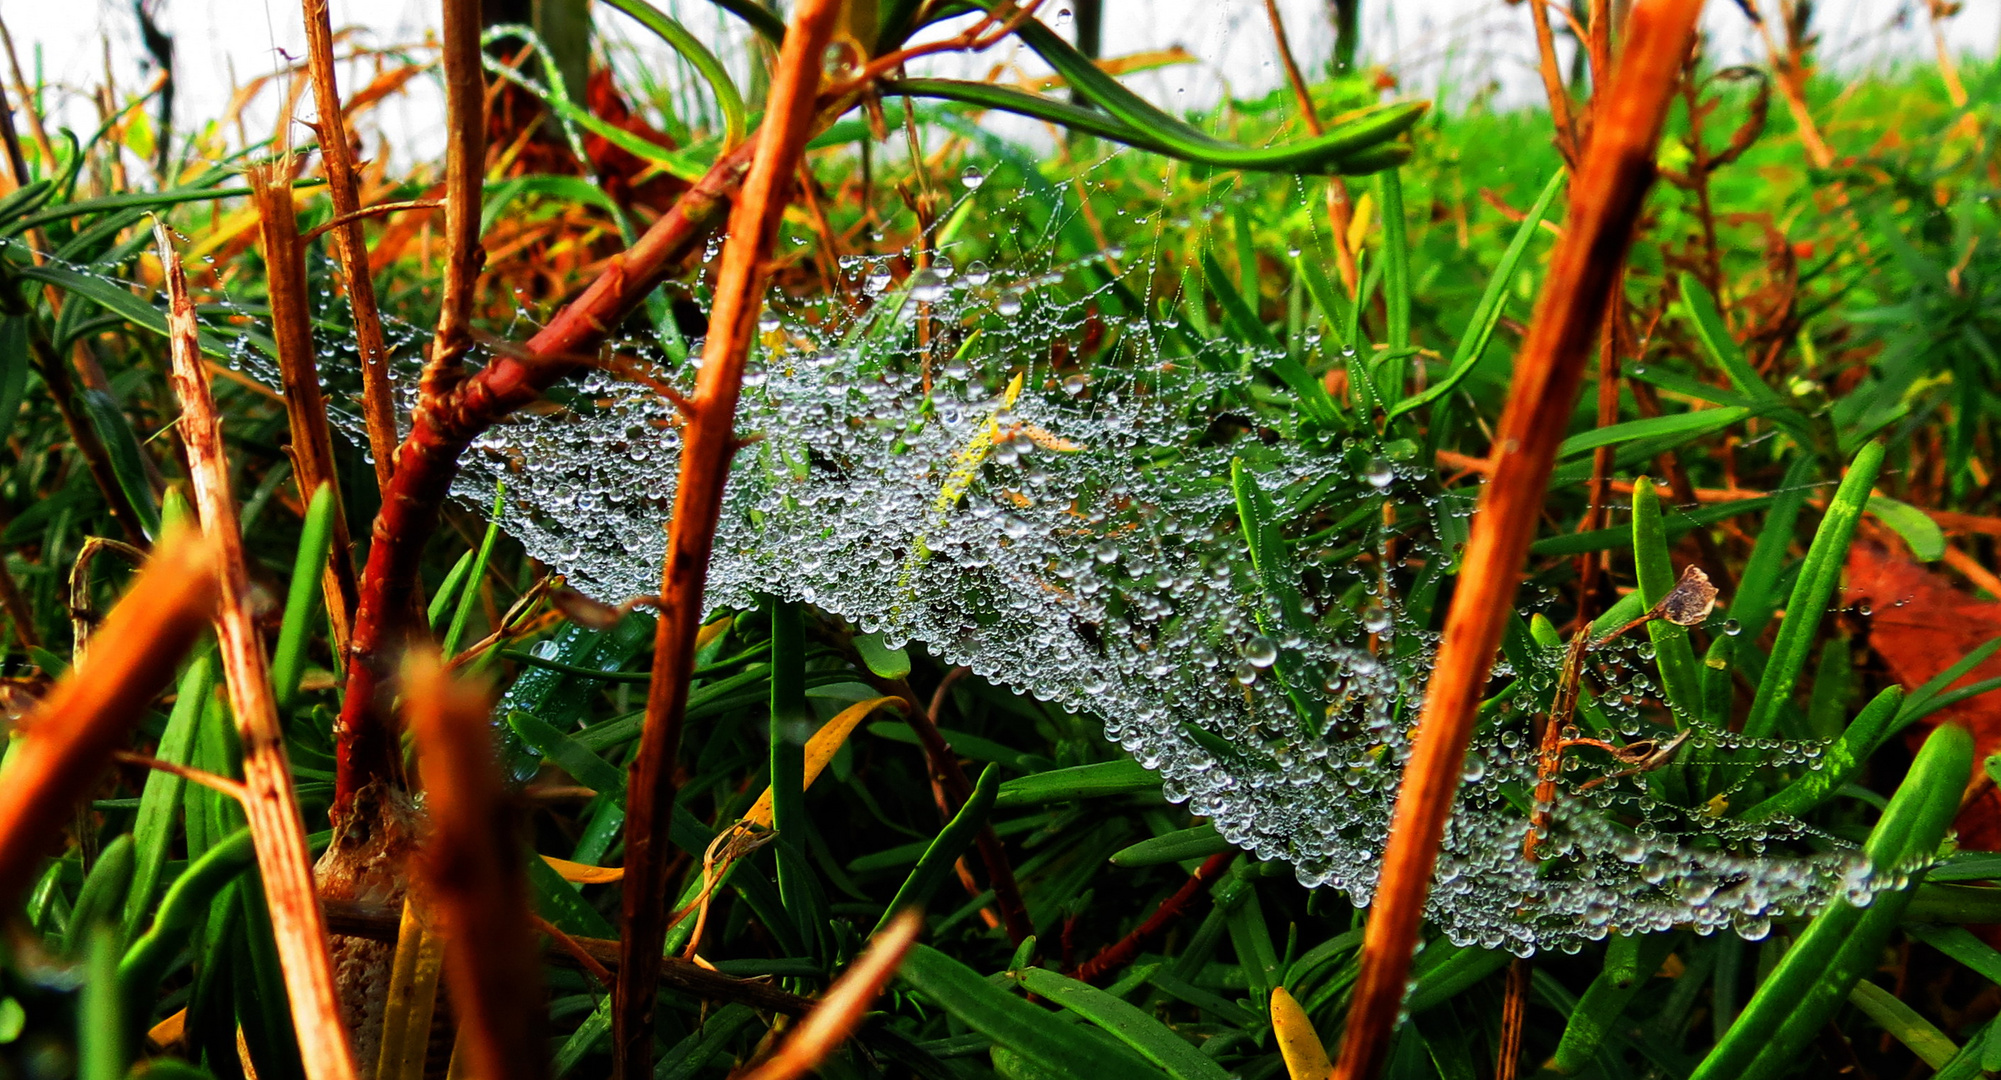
[{"x1": 82, "y1": 160, "x2": 1914, "y2": 955}]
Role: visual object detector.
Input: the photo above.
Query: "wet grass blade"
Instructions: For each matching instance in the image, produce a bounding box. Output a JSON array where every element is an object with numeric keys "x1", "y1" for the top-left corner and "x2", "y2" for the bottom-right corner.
[
  {"x1": 117, "y1": 827, "x2": 256, "y2": 1013},
  {"x1": 1742, "y1": 440, "x2": 1884, "y2": 741},
  {"x1": 272, "y1": 485, "x2": 337, "y2": 714},
  {"x1": 443, "y1": 482, "x2": 506, "y2": 657},
  {"x1": 124, "y1": 653, "x2": 215, "y2": 942},
  {"x1": 1010, "y1": 966, "x2": 1232, "y2": 1080},
  {"x1": 1632, "y1": 478, "x2": 1703, "y2": 722},
  {"x1": 874, "y1": 763, "x2": 1002, "y2": 936},
  {"x1": 65, "y1": 834, "x2": 135, "y2": 955},
  {"x1": 897, "y1": 944, "x2": 1161, "y2": 1076},
  {"x1": 995, "y1": 759, "x2": 1158, "y2": 808},
  {"x1": 80, "y1": 923, "x2": 126, "y2": 1080},
  {"x1": 1547, "y1": 932, "x2": 1677, "y2": 1073},
  {"x1": 1740, "y1": 686, "x2": 1902, "y2": 821},
  {"x1": 1111, "y1": 825, "x2": 1230, "y2": 868},
  {"x1": 1692, "y1": 723, "x2": 1972, "y2": 1080}
]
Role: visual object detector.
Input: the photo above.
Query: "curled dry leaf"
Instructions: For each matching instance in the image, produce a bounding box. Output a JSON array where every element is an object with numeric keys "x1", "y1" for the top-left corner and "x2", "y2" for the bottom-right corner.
[{"x1": 1656, "y1": 565, "x2": 1720, "y2": 627}]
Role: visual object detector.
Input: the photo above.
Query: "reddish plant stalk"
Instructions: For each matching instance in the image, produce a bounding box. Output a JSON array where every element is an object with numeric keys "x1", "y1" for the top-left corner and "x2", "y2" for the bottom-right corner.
[
  {"x1": 613, "y1": 0, "x2": 845, "y2": 1073},
  {"x1": 1070, "y1": 851, "x2": 1238, "y2": 985},
  {"x1": 1329, "y1": 3, "x2": 1703, "y2": 1078},
  {"x1": 405, "y1": 653, "x2": 547, "y2": 1080},
  {"x1": 249, "y1": 164, "x2": 360, "y2": 653},
  {"x1": 159, "y1": 223, "x2": 362, "y2": 1080},
  {"x1": 0, "y1": 526, "x2": 215, "y2": 906},
  {"x1": 300, "y1": 0, "x2": 400, "y2": 489},
  {"x1": 427, "y1": 0, "x2": 485, "y2": 388},
  {"x1": 330, "y1": 137, "x2": 755, "y2": 815}
]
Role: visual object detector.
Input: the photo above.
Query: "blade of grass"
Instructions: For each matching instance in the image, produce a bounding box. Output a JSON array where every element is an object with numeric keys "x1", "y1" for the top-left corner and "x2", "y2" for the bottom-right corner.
[
  {"x1": 1632, "y1": 478, "x2": 1703, "y2": 723},
  {"x1": 1847, "y1": 979, "x2": 1957, "y2": 1068},
  {"x1": 1331, "y1": 5, "x2": 1703, "y2": 1076},
  {"x1": 873, "y1": 763, "x2": 1002, "y2": 936},
  {"x1": 1010, "y1": 966, "x2": 1232, "y2": 1080},
  {"x1": 1741, "y1": 440, "x2": 1884, "y2": 741},
  {"x1": 272, "y1": 485, "x2": 337, "y2": 714},
  {"x1": 124, "y1": 653, "x2": 215, "y2": 942},
  {"x1": 615, "y1": 2, "x2": 844, "y2": 1071},
  {"x1": 443, "y1": 482, "x2": 505, "y2": 657},
  {"x1": 898, "y1": 944, "x2": 1156, "y2": 1076},
  {"x1": 156, "y1": 220, "x2": 359, "y2": 1080},
  {"x1": 1692, "y1": 723, "x2": 1972, "y2": 1080}
]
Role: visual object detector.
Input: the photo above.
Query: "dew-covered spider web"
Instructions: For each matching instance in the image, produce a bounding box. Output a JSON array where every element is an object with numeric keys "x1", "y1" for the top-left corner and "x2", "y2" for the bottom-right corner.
[{"x1": 70, "y1": 79, "x2": 1904, "y2": 961}]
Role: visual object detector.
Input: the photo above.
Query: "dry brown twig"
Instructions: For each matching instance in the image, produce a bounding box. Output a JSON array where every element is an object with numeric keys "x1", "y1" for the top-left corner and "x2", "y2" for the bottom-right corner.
[
  {"x1": 157, "y1": 220, "x2": 362, "y2": 1080},
  {"x1": 1331, "y1": 1, "x2": 1706, "y2": 1076},
  {"x1": 405, "y1": 651, "x2": 548, "y2": 1080},
  {"x1": 301, "y1": 0, "x2": 400, "y2": 488},
  {"x1": 614, "y1": 3, "x2": 847, "y2": 1073},
  {"x1": 730, "y1": 911, "x2": 924, "y2": 1080},
  {"x1": 248, "y1": 163, "x2": 360, "y2": 654}
]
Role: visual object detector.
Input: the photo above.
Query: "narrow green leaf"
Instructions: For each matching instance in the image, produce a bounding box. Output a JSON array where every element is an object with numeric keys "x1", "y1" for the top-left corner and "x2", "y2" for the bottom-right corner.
[
  {"x1": 1549, "y1": 932, "x2": 1678, "y2": 1073},
  {"x1": 1559, "y1": 408, "x2": 1751, "y2": 459},
  {"x1": 898, "y1": 945, "x2": 1161, "y2": 1077},
  {"x1": 1693, "y1": 723, "x2": 1972, "y2": 1080},
  {"x1": 1679, "y1": 274, "x2": 1783, "y2": 406},
  {"x1": 995, "y1": 759, "x2": 1159, "y2": 808},
  {"x1": 1632, "y1": 478, "x2": 1703, "y2": 724},
  {"x1": 1375, "y1": 169, "x2": 1410, "y2": 402},
  {"x1": 272, "y1": 484, "x2": 337, "y2": 713},
  {"x1": 66, "y1": 835, "x2": 136, "y2": 955},
  {"x1": 1867, "y1": 495, "x2": 1945, "y2": 562},
  {"x1": 1730, "y1": 454, "x2": 1819, "y2": 643},
  {"x1": 601, "y1": 0, "x2": 746, "y2": 148},
  {"x1": 1110, "y1": 825, "x2": 1230, "y2": 868},
  {"x1": 875, "y1": 764, "x2": 1002, "y2": 935},
  {"x1": 119, "y1": 827, "x2": 256, "y2": 1010},
  {"x1": 1202, "y1": 251, "x2": 1280, "y2": 350},
  {"x1": 854, "y1": 630, "x2": 913, "y2": 680},
  {"x1": 443, "y1": 482, "x2": 506, "y2": 657},
  {"x1": 79, "y1": 923, "x2": 126, "y2": 1080},
  {"x1": 1742, "y1": 441, "x2": 1885, "y2": 741},
  {"x1": 508, "y1": 710, "x2": 625, "y2": 796},
  {"x1": 1847, "y1": 979, "x2": 1956, "y2": 1068},
  {"x1": 427, "y1": 550, "x2": 476, "y2": 634},
  {"x1": 77, "y1": 389, "x2": 160, "y2": 539},
  {"x1": 0, "y1": 317, "x2": 30, "y2": 448},
  {"x1": 125, "y1": 655, "x2": 216, "y2": 942},
  {"x1": 1009, "y1": 967, "x2": 1231, "y2": 1080}
]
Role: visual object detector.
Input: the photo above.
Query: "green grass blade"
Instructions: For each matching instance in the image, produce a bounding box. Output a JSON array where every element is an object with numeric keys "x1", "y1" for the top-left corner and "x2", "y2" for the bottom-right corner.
[
  {"x1": 124, "y1": 653, "x2": 216, "y2": 942},
  {"x1": 1632, "y1": 478, "x2": 1703, "y2": 724},
  {"x1": 995, "y1": 760, "x2": 1158, "y2": 808},
  {"x1": 1742, "y1": 441, "x2": 1885, "y2": 740},
  {"x1": 898, "y1": 944, "x2": 1161, "y2": 1077},
  {"x1": 66, "y1": 834, "x2": 136, "y2": 955},
  {"x1": 79, "y1": 923, "x2": 126, "y2": 1080},
  {"x1": 118, "y1": 827, "x2": 256, "y2": 1010},
  {"x1": 1110, "y1": 825, "x2": 1229, "y2": 868},
  {"x1": 1867, "y1": 494, "x2": 1946, "y2": 562},
  {"x1": 601, "y1": 0, "x2": 746, "y2": 148},
  {"x1": 1548, "y1": 932, "x2": 1678, "y2": 1073},
  {"x1": 1848, "y1": 978, "x2": 1957, "y2": 1068},
  {"x1": 1679, "y1": 273, "x2": 1783, "y2": 407},
  {"x1": 426, "y1": 550, "x2": 476, "y2": 634},
  {"x1": 77, "y1": 389, "x2": 160, "y2": 539},
  {"x1": 1009, "y1": 967, "x2": 1231, "y2": 1080},
  {"x1": 1738, "y1": 688, "x2": 1908, "y2": 821},
  {"x1": 1202, "y1": 251, "x2": 1280, "y2": 350},
  {"x1": 1375, "y1": 169, "x2": 1410, "y2": 401},
  {"x1": 854, "y1": 630, "x2": 912, "y2": 679},
  {"x1": 875, "y1": 764, "x2": 1001, "y2": 936},
  {"x1": 442, "y1": 482, "x2": 505, "y2": 657},
  {"x1": 1559, "y1": 408, "x2": 1752, "y2": 459},
  {"x1": 1730, "y1": 455, "x2": 1819, "y2": 643},
  {"x1": 769, "y1": 598, "x2": 816, "y2": 946},
  {"x1": 272, "y1": 483, "x2": 337, "y2": 713},
  {"x1": 1387, "y1": 169, "x2": 1563, "y2": 423},
  {"x1": 507, "y1": 710, "x2": 626, "y2": 796},
  {"x1": 1693, "y1": 722, "x2": 1972, "y2": 1080}
]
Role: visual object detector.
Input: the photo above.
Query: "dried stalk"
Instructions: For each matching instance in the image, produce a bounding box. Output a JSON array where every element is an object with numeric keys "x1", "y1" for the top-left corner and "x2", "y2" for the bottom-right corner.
[
  {"x1": 1528, "y1": 0, "x2": 1583, "y2": 168},
  {"x1": 732, "y1": 911, "x2": 923, "y2": 1080},
  {"x1": 425, "y1": 0, "x2": 486, "y2": 387},
  {"x1": 614, "y1": 0, "x2": 846, "y2": 1073},
  {"x1": 249, "y1": 164, "x2": 359, "y2": 654},
  {"x1": 1260, "y1": 0, "x2": 1359, "y2": 292},
  {"x1": 1330, "y1": 2, "x2": 1703, "y2": 1077},
  {"x1": 301, "y1": 0, "x2": 399, "y2": 487},
  {"x1": 0, "y1": 525, "x2": 216, "y2": 906},
  {"x1": 157, "y1": 222, "x2": 362, "y2": 1080},
  {"x1": 1070, "y1": 851, "x2": 1237, "y2": 984},
  {"x1": 405, "y1": 652, "x2": 547, "y2": 1080}
]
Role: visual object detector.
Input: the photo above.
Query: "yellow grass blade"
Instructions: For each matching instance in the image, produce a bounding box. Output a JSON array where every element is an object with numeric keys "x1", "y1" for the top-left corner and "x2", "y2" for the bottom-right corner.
[
  {"x1": 1272, "y1": 986, "x2": 1334, "y2": 1080},
  {"x1": 744, "y1": 696, "x2": 906, "y2": 827}
]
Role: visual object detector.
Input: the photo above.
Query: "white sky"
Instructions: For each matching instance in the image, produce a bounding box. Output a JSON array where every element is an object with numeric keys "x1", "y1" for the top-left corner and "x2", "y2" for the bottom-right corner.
[{"x1": 4, "y1": 0, "x2": 1994, "y2": 174}]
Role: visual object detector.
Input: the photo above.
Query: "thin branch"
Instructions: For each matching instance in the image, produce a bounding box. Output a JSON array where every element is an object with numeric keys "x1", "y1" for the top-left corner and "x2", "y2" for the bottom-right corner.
[
  {"x1": 248, "y1": 164, "x2": 360, "y2": 656},
  {"x1": 1331, "y1": 2, "x2": 1703, "y2": 1076},
  {"x1": 157, "y1": 221, "x2": 361, "y2": 1080},
  {"x1": 0, "y1": 528, "x2": 216, "y2": 907},
  {"x1": 303, "y1": 200, "x2": 445, "y2": 243},
  {"x1": 1070, "y1": 851, "x2": 1237, "y2": 984},
  {"x1": 301, "y1": 0, "x2": 400, "y2": 489},
  {"x1": 1528, "y1": 0, "x2": 1583, "y2": 169},
  {"x1": 615, "y1": 0, "x2": 847, "y2": 1074},
  {"x1": 424, "y1": 0, "x2": 487, "y2": 389}
]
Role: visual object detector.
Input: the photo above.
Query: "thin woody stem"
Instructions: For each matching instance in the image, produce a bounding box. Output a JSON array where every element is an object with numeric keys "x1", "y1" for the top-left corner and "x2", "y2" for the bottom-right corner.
[
  {"x1": 301, "y1": 0, "x2": 400, "y2": 490},
  {"x1": 614, "y1": 0, "x2": 845, "y2": 1073},
  {"x1": 158, "y1": 222, "x2": 360, "y2": 1080},
  {"x1": 426, "y1": 0, "x2": 486, "y2": 391}
]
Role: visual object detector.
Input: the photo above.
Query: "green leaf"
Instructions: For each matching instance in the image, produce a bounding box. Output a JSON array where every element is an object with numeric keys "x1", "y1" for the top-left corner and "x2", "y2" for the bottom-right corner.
[
  {"x1": 875, "y1": 764, "x2": 1002, "y2": 935},
  {"x1": 1730, "y1": 455, "x2": 1819, "y2": 644},
  {"x1": 124, "y1": 655, "x2": 216, "y2": 943},
  {"x1": 1201, "y1": 251, "x2": 1280, "y2": 350},
  {"x1": 118, "y1": 827, "x2": 256, "y2": 1011},
  {"x1": 1848, "y1": 979, "x2": 1957, "y2": 1068},
  {"x1": 854, "y1": 630, "x2": 913, "y2": 680},
  {"x1": 443, "y1": 482, "x2": 506, "y2": 657},
  {"x1": 1632, "y1": 478, "x2": 1703, "y2": 724},
  {"x1": 1741, "y1": 687, "x2": 1903, "y2": 821},
  {"x1": 0, "y1": 317, "x2": 30, "y2": 448},
  {"x1": 601, "y1": 0, "x2": 746, "y2": 148},
  {"x1": 76, "y1": 389, "x2": 160, "y2": 539},
  {"x1": 507, "y1": 710, "x2": 626, "y2": 796},
  {"x1": 1375, "y1": 169, "x2": 1411, "y2": 399},
  {"x1": 79, "y1": 924, "x2": 126, "y2": 1080},
  {"x1": 1110, "y1": 825, "x2": 1230, "y2": 868},
  {"x1": 1387, "y1": 170, "x2": 1564, "y2": 423},
  {"x1": 1548, "y1": 932, "x2": 1679, "y2": 1072},
  {"x1": 995, "y1": 760, "x2": 1159, "y2": 808},
  {"x1": 1742, "y1": 441, "x2": 1884, "y2": 741},
  {"x1": 427, "y1": 550, "x2": 477, "y2": 634},
  {"x1": 1867, "y1": 495, "x2": 1945, "y2": 561},
  {"x1": 898, "y1": 945, "x2": 1163, "y2": 1077},
  {"x1": 1679, "y1": 274, "x2": 1783, "y2": 407},
  {"x1": 272, "y1": 485, "x2": 337, "y2": 714},
  {"x1": 67, "y1": 835, "x2": 136, "y2": 955},
  {"x1": 1559, "y1": 407, "x2": 1751, "y2": 459},
  {"x1": 1009, "y1": 967, "x2": 1232, "y2": 1080},
  {"x1": 1693, "y1": 723, "x2": 1972, "y2": 1080}
]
